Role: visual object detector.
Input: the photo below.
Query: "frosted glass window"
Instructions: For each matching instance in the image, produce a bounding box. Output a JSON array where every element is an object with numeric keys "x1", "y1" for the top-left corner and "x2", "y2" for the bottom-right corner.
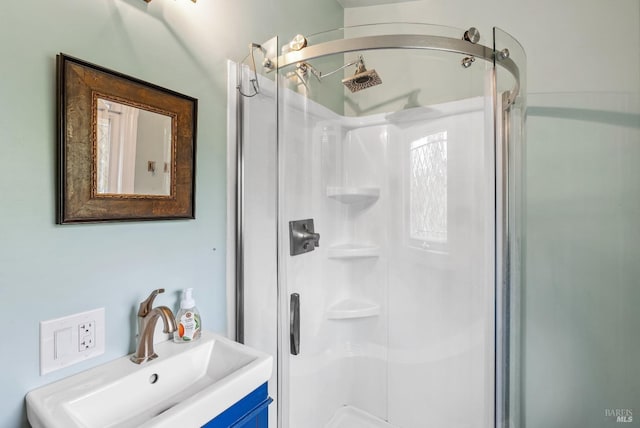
[{"x1": 409, "y1": 131, "x2": 447, "y2": 244}]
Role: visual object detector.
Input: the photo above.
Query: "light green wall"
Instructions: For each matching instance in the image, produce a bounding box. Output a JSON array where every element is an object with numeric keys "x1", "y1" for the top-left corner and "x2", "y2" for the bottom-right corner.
[
  {"x1": 526, "y1": 94, "x2": 640, "y2": 427},
  {"x1": 0, "y1": 1, "x2": 342, "y2": 427}
]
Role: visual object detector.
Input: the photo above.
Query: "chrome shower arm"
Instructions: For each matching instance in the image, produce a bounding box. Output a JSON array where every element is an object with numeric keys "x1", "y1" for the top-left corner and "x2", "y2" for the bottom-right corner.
[
  {"x1": 315, "y1": 57, "x2": 362, "y2": 79},
  {"x1": 301, "y1": 55, "x2": 363, "y2": 82}
]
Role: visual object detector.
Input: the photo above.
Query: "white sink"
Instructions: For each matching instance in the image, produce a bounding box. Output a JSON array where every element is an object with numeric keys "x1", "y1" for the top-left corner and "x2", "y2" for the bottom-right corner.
[{"x1": 26, "y1": 331, "x2": 273, "y2": 428}]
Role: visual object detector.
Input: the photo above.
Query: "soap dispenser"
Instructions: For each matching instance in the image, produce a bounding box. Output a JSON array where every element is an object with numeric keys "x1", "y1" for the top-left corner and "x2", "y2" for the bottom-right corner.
[{"x1": 173, "y1": 288, "x2": 201, "y2": 343}]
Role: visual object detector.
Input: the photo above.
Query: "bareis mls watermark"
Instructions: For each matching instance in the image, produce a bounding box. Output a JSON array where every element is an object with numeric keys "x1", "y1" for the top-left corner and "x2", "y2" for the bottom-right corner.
[{"x1": 605, "y1": 408, "x2": 633, "y2": 423}]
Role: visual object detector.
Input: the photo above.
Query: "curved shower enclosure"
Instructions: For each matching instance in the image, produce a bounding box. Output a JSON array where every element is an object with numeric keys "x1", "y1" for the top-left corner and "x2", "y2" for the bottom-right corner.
[{"x1": 227, "y1": 23, "x2": 525, "y2": 428}]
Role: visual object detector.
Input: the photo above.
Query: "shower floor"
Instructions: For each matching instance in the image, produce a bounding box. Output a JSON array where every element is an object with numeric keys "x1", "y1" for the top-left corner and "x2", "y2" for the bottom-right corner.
[{"x1": 325, "y1": 406, "x2": 398, "y2": 428}]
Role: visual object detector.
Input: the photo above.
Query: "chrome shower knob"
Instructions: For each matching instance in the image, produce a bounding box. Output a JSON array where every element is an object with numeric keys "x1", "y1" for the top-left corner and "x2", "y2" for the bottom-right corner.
[
  {"x1": 461, "y1": 56, "x2": 476, "y2": 68},
  {"x1": 463, "y1": 27, "x2": 480, "y2": 44},
  {"x1": 289, "y1": 34, "x2": 308, "y2": 51},
  {"x1": 498, "y1": 48, "x2": 510, "y2": 60}
]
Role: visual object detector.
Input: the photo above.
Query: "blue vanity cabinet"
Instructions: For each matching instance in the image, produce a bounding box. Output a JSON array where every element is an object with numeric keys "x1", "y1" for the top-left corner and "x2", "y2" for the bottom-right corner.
[{"x1": 202, "y1": 383, "x2": 272, "y2": 427}]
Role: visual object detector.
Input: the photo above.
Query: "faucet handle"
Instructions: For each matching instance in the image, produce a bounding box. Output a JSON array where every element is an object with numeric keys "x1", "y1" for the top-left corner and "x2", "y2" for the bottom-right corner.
[{"x1": 137, "y1": 288, "x2": 165, "y2": 318}]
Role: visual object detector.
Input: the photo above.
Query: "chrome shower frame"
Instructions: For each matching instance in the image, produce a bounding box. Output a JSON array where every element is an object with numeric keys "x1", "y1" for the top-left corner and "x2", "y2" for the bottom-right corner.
[
  {"x1": 233, "y1": 25, "x2": 524, "y2": 428},
  {"x1": 270, "y1": 32, "x2": 520, "y2": 107}
]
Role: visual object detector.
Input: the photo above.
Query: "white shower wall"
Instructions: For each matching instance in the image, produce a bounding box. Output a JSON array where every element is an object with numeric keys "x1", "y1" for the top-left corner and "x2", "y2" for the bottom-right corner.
[
  {"x1": 233, "y1": 68, "x2": 496, "y2": 427},
  {"x1": 281, "y1": 91, "x2": 496, "y2": 427},
  {"x1": 382, "y1": 100, "x2": 495, "y2": 428}
]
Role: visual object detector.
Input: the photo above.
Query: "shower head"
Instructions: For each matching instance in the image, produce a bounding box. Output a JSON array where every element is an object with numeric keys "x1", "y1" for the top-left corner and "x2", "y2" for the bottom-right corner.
[{"x1": 342, "y1": 56, "x2": 382, "y2": 93}]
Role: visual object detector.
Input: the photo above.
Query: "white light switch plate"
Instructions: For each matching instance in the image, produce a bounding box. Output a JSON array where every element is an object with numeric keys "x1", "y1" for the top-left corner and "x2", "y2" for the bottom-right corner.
[{"x1": 40, "y1": 308, "x2": 105, "y2": 375}]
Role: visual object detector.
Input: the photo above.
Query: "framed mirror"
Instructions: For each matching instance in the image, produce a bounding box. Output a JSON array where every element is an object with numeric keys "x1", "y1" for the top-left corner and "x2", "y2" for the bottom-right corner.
[{"x1": 56, "y1": 54, "x2": 197, "y2": 223}]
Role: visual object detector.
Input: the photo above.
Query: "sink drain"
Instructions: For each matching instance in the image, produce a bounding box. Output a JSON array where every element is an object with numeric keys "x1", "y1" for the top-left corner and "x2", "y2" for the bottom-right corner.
[{"x1": 149, "y1": 373, "x2": 159, "y2": 384}]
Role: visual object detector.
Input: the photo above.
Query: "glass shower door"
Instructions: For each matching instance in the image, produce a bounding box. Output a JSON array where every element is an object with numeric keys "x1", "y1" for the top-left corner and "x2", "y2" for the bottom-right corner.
[
  {"x1": 494, "y1": 26, "x2": 527, "y2": 428},
  {"x1": 231, "y1": 36, "x2": 280, "y2": 428},
  {"x1": 276, "y1": 32, "x2": 500, "y2": 428},
  {"x1": 277, "y1": 76, "x2": 391, "y2": 426}
]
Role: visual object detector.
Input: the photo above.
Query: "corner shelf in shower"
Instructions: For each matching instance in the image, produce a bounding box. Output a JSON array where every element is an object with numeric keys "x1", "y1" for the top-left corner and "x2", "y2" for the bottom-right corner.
[
  {"x1": 326, "y1": 299, "x2": 381, "y2": 320},
  {"x1": 326, "y1": 186, "x2": 380, "y2": 204},
  {"x1": 327, "y1": 243, "x2": 380, "y2": 259}
]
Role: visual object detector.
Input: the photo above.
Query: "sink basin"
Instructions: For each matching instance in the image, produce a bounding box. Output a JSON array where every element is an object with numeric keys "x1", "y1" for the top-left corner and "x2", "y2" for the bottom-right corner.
[{"x1": 26, "y1": 330, "x2": 273, "y2": 428}]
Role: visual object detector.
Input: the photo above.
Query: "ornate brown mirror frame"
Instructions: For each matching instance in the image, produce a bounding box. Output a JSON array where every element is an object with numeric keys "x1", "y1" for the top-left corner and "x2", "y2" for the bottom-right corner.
[{"x1": 56, "y1": 54, "x2": 197, "y2": 223}]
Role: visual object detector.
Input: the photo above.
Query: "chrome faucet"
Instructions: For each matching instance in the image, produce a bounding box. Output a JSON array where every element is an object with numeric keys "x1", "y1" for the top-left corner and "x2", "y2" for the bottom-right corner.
[{"x1": 130, "y1": 289, "x2": 177, "y2": 364}]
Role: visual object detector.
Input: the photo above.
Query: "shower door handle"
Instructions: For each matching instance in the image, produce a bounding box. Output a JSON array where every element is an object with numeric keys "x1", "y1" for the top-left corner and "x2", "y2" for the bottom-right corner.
[{"x1": 290, "y1": 293, "x2": 300, "y2": 355}]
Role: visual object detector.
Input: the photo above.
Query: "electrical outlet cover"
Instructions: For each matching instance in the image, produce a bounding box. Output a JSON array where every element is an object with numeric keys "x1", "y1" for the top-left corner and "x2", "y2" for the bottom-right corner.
[{"x1": 40, "y1": 308, "x2": 105, "y2": 375}]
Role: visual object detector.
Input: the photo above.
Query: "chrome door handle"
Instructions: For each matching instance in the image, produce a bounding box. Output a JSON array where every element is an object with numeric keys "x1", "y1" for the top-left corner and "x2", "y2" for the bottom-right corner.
[{"x1": 290, "y1": 293, "x2": 300, "y2": 355}]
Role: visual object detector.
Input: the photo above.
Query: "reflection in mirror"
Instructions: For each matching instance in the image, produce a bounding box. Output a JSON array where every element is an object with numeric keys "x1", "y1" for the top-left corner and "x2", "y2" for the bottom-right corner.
[{"x1": 96, "y1": 98, "x2": 173, "y2": 196}]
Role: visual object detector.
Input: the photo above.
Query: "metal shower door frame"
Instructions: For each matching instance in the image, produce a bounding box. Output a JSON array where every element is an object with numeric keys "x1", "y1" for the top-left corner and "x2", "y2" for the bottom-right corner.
[
  {"x1": 233, "y1": 25, "x2": 525, "y2": 428},
  {"x1": 273, "y1": 33, "x2": 520, "y2": 107}
]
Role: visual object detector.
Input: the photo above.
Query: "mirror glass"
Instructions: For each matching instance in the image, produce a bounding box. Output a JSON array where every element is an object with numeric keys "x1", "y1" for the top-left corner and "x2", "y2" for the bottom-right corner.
[{"x1": 96, "y1": 98, "x2": 173, "y2": 196}]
